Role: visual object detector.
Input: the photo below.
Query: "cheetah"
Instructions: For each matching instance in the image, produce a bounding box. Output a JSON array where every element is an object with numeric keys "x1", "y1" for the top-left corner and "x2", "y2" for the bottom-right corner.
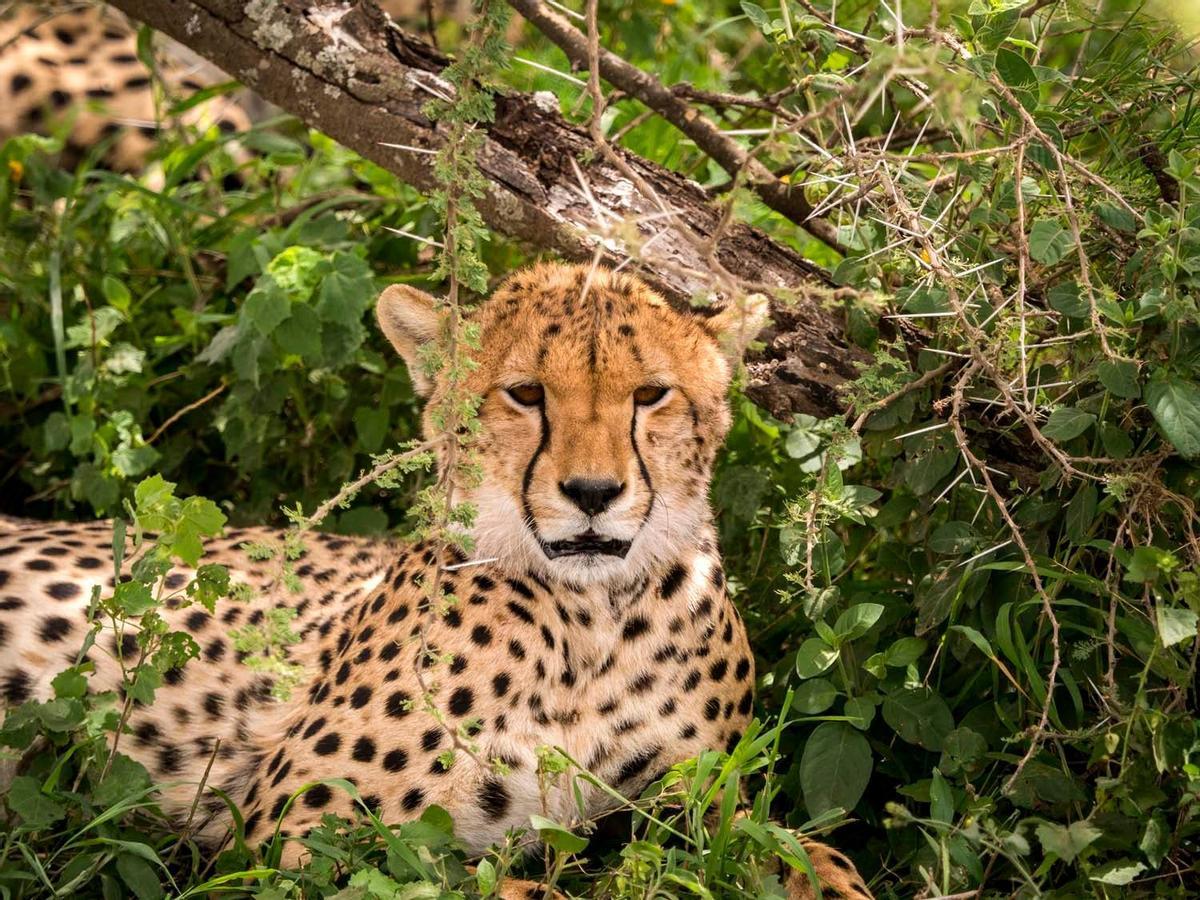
[
  {"x1": 0, "y1": 2, "x2": 249, "y2": 172},
  {"x1": 0, "y1": 263, "x2": 873, "y2": 898}
]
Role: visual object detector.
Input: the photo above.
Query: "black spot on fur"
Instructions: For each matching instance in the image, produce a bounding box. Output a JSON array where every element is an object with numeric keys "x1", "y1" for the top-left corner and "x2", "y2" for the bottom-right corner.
[
  {"x1": 470, "y1": 624, "x2": 492, "y2": 646},
  {"x1": 479, "y1": 777, "x2": 511, "y2": 820},
  {"x1": 314, "y1": 733, "x2": 341, "y2": 755},
  {"x1": 622, "y1": 615, "x2": 650, "y2": 641},
  {"x1": 382, "y1": 748, "x2": 408, "y2": 772},
  {"x1": 350, "y1": 686, "x2": 372, "y2": 708},
  {"x1": 352, "y1": 736, "x2": 376, "y2": 762},
  {"x1": 48, "y1": 580, "x2": 79, "y2": 599},
  {"x1": 402, "y1": 787, "x2": 424, "y2": 810},
  {"x1": 660, "y1": 563, "x2": 687, "y2": 599},
  {"x1": 421, "y1": 728, "x2": 441, "y2": 752},
  {"x1": 38, "y1": 616, "x2": 72, "y2": 643},
  {"x1": 449, "y1": 686, "x2": 474, "y2": 716},
  {"x1": 303, "y1": 784, "x2": 332, "y2": 808}
]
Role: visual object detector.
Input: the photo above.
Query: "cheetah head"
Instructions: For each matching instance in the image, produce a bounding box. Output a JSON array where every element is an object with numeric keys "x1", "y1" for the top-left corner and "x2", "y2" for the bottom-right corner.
[{"x1": 376, "y1": 263, "x2": 768, "y2": 586}]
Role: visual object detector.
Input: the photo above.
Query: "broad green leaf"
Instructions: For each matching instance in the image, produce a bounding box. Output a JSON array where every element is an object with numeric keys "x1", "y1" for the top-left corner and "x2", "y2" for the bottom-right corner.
[
  {"x1": 7, "y1": 775, "x2": 66, "y2": 827},
  {"x1": 116, "y1": 852, "x2": 163, "y2": 900},
  {"x1": 883, "y1": 636, "x2": 927, "y2": 666},
  {"x1": 1146, "y1": 378, "x2": 1200, "y2": 458},
  {"x1": 995, "y1": 48, "x2": 1036, "y2": 88},
  {"x1": 800, "y1": 723, "x2": 873, "y2": 818},
  {"x1": 833, "y1": 603, "x2": 884, "y2": 641},
  {"x1": 1097, "y1": 359, "x2": 1140, "y2": 398},
  {"x1": 1029, "y1": 219, "x2": 1073, "y2": 265},
  {"x1": 794, "y1": 678, "x2": 837, "y2": 714},
  {"x1": 795, "y1": 638, "x2": 838, "y2": 679},
  {"x1": 530, "y1": 814, "x2": 588, "y2": 854},
  {"x1": 882, "y1": 687, "x2": 954, "y2": 750},
  {"x1": 1041, "y1": 407, "x2": 1095, "y2": 442},
  {"x1": 930, "y1": 521, "x2": 977, "y2": 555},
  {"x1": 1090, "y1": 861, "x2": 1146, "y2": 886},
  {"x1": 242, "y1": 282, "x2": 291, "y2": 336},
  {"x1": 844, "y1": 696, "x2": 876, "y2": 730},
  {"x1": 1140, "y1": 812, "x2": 1169, "y2": 868},
  {"x1": 1036, "y1": 819, "x2": 1101, "y2": 863},
  {"x1": 1156, "y1": 606, "x2": 1198, "y2": 647},
  {"x1": 1064, "y1": 484, "x2": 1098, "y2": 545}
]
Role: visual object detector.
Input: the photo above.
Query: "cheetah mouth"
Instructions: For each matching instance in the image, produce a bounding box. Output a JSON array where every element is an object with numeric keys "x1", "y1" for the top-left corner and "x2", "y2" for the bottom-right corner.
[{"x1": 541, "y1": 531, "x2": 632, "y2": 560}]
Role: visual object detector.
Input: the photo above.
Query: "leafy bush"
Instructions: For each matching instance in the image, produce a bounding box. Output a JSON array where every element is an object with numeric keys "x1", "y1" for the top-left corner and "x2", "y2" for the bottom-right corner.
[{"x1": 3, "y1": 0, "x2": 1200, "y2": 897}]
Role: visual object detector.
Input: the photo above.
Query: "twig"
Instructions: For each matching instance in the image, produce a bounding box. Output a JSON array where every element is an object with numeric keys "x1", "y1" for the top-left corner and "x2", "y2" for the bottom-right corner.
[{"x1": 146, "y1": 381, "x2": 227, "y2": 444}]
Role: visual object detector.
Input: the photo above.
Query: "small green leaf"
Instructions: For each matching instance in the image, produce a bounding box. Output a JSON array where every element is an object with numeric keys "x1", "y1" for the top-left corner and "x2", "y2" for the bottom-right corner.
[
  {"x1": 844, "y1": 696, "x2": 876, "y2": 730},
  {"x1": 1064, "y1": 484, "x2": 1098, "y2": 545},
  {"x1": 1156, "y1": 606, "x2": 1198, "y2": 647},
  {"x1": 930, "y1": 769, "x2": 954, "y2": 824},
  {"x1": 1041, "y1": 406, "x2": 1095, "y2": 442},
  {"x1": 1036, "y1": 819, "x2": 1101, "y2": 863},
  {"x1": 1090, "y1": 861, "x2": 1146, "y2": 886},
  {"x1": 1029, "y1": 219, "x2": 1073, "y2": 265},
  {"x1": 883, "y1": 636, "x2": 927, "y2": 667},
  {"x1": 795, "y1": 638, "x2": 838, "y2": 679},
  {"x1": 929, "y1": 521, "x2": 977, "y2": 555}
]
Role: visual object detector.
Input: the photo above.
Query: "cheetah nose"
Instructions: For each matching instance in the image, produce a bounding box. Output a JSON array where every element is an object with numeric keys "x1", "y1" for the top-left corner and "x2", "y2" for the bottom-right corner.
[{"x1": 559, "y1": 478, "x2": 624, "y2": 517}]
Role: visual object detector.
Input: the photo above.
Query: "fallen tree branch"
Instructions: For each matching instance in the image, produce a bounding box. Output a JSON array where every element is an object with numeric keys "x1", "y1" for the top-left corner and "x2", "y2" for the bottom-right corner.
[
  {"x1": 105, "y1": 0, "x2": 867, "y2": 421},
  {"x1": 505, "y1": 0, "x2": 846, "y2": 252}
]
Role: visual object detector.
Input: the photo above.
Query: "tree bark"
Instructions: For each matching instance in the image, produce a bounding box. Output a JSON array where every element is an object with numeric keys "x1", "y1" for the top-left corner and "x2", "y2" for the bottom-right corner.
[{"x1": 104, "y1": 0, "x2": 869, "y2": 422}]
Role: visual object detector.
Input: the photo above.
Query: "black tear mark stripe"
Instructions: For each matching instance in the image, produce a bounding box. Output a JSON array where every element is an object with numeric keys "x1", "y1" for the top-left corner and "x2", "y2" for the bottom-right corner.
[
  {"x1": 629, "y1": 408, "x2": 656, "y2": 528},
  {"x1": 521, "y1": 404, "x2": 552, "y2": 541}
]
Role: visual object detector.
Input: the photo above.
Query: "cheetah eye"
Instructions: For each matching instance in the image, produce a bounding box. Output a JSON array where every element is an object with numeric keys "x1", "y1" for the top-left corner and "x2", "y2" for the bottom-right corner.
[
  {"x1": 504, "y1": 383, "x2": 545, "y2": 407},
  {"x1": 633, "y1": 385, "x2": 670, "y2": 407}
]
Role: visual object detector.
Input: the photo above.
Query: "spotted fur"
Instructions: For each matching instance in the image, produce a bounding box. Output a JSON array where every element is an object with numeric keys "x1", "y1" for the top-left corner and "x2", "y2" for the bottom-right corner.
[{"x1": 0, "y1": 261, "x2": 869, "y2": 897}]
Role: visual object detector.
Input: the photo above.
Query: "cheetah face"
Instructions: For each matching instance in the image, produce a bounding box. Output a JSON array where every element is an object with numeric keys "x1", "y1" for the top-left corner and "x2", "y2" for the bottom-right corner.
[{"x1": 377, "y1": 263, "x2": 767, "y2": 586}]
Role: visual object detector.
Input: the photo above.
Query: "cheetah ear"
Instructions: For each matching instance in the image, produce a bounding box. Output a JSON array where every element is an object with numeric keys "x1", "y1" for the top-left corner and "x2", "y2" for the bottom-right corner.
[
  {"x1": 376, "y1": 284, "x2": 445, "y2": 396},
  {"x1": 706, "y1": 293, "x2": 771, "y2": 363}
]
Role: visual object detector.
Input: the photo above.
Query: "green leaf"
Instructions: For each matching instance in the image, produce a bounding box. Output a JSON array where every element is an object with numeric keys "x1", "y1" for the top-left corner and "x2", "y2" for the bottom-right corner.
[
  {"x1": 7, "y1": 775, "x2": 66, "y2": 827},
  {"x1": 883, "y1": 636, "x2": 927, "y2": 667},
  {"x1": 475, "y1": 858, "x2": 497, "y2": 894},
  {"x1": 795, "y1": 638, "x2": 838, "y2": 679},
  {"x1": 529, "y1": 815, "x2": 588, "y2": 854},
  {"x1": 1097, "y1": 359, "x2": 1140, "y2": 398},
  {"x1": 794, "y1": 678, "x2": 837, "y2": 714},
  {"x1": 1029, "y1": 219, "x2": 1073, "y2": 265},
  {"x1": 843, "y1": 696, "x2": 876, "y2": 730},
  {"x1": 930, "y1": 769, "x2": 954, "y2": 824},
  {"x1": 1090, "y1": 861, "x2": 1146, "y2": 886},
  {"x1": 1156, "y1": 606, "x2": 1198, "y2": 647},
  {"x1": 882, "y1": 687, "x2": 954, "y2": 750},
  {"x1": 1146, "y1": 377, "x2": 1200, "y2": 458},
  {"x1": 930, "y1": 521, "x2": 977, "y2": 555},
  {"x1": 242, "y1": 282, "x2": 291, "y2": 336},
  {"x1": 833, "y1": 603, "x2": 884, "y2": 641},
  {"x1": 1041, "y1": 407, "x2": 1095, "y2": 442},
  {"x1": 1064, "y1": 484, "x2": 1098, "y2": 545},
  {"x1": 1036, "y1": 819, "x2": 1101, "y2": 863},
  {"x1": 94, "y1": 753, "x2": 152, "y2": 808},
  {"x1": 354, "y1": 406, "x2": 390, "y2": 454},
  {"x1": 800, "y1": 723, "x2": 873, "y2": 818},
  {"x1": 1140, "y1": 812, "x2": 1169, "y2": 868},
  {"x1": 995, "y1": 48, "x2": 1036, "y2": 87},
  {"x1": 116, "y1": 852, "x2": 163, "y2": 900},
  {"x1": 51, "y1": 667, "x2": 88, "y2": 700}
]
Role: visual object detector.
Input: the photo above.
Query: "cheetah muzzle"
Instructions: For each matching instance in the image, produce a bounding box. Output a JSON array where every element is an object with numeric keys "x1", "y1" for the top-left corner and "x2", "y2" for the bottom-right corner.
[{"x1": 0, "y1": 261, "x2": 872, "y2": 898}]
